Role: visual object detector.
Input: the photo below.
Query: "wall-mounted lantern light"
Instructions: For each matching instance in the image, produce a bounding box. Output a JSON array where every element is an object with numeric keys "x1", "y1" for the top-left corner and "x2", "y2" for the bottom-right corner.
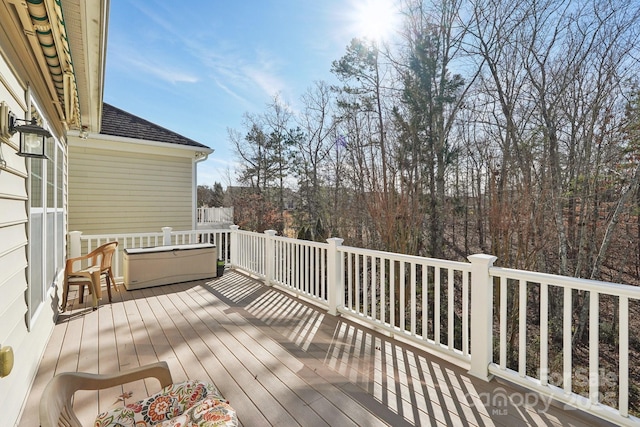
[{"x1": 8, "y1": 114, "x2": 51, "y2": 159}]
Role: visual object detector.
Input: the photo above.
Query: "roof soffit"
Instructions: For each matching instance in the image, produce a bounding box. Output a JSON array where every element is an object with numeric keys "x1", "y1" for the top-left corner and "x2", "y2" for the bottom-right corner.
[
  {"x1": 0, "y1": 0, "x2": 65, "y2": 127},
  {"x1": 0, "y1": 0, "x2": 108, "y2": 132},
  {"x1": 60, "y1": 0, "x2": 108, "y2": 132}
]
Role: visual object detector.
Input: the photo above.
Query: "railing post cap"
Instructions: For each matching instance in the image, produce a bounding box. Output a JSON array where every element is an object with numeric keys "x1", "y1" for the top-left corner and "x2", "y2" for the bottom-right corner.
[
  {"x1": 69, "y1": 230, "x2": 82, "y2": 236},
  {"x1": 264, "y1": 229, "x2": 277, "y2": 236},
  {"x1": 326, "y1": 237, "x2": 344, "y2": 246},
  {"x1": 467, "y1": 253, "x2": 497, "y2": 265},
  {"x1": 162, "y1": 226, "x2": 172, "y2": 232},
  {"x1": 230, "y1": 225, "x2": 240, "y2": 230}
]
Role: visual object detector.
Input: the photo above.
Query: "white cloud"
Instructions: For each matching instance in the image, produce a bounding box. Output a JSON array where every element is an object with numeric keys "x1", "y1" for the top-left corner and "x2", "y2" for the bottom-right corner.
[
  {"x1": 109, "y1": 40, "x2": 199, "y2": 85},
  {"x1": 118, "y1": 2, "x2": 295, "y2": 107},
  {"x1": 128, "y1": 56, "x2": 199, "y2": 84},
  {"x1": 243, "y1": 66, "x2": 286, "y2": 99}
]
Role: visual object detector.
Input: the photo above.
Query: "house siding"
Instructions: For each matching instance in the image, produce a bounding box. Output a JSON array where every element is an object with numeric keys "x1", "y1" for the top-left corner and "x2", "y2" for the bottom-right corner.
[
  {"x1": 0, "y1": 56, "x2": 59, "y2": 427},
  {"x1": 68, "y1": 142, "x2": 195, "y2": 235}
]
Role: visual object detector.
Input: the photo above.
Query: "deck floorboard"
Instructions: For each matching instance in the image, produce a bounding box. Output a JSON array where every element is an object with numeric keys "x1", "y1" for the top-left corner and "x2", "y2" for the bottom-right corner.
[{"x1": 20, "y1": 270, "x2": 613, "y2": 427}]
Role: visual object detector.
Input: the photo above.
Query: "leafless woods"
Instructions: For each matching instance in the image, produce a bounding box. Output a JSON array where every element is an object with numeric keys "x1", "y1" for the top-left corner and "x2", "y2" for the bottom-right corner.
[{"x1": 228, "y1": 0, "x2": 640, "y2": 285}]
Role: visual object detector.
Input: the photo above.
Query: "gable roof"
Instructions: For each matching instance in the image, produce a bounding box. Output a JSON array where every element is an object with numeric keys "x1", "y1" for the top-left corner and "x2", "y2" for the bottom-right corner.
[{"x1": 100, "y1": 103, "x2": 210, "y2": 149}]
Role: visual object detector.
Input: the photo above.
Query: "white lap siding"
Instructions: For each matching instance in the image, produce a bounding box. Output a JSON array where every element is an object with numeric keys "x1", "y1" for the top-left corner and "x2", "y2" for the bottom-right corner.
[
  {"x1": 68, "y1": 138, "x2": 195, "y2": 235},
  {"x1": 0, "y1": 57, "x2": 61, "y2": 427}
]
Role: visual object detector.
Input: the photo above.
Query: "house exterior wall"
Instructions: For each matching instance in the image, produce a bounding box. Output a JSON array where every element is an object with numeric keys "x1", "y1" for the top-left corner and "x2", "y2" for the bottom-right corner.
[
  {"x1": 0, "y1": 54, "x2": 62, "y2": 427},
  {"x1": 68, "y1": 136, "x2": 196, "y2": 235}
]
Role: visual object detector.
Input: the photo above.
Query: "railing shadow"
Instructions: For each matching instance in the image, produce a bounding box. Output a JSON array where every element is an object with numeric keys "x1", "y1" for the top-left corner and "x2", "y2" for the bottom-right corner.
[{"x1": 199, "y1": 270, "x2": 605, "y2": 426}]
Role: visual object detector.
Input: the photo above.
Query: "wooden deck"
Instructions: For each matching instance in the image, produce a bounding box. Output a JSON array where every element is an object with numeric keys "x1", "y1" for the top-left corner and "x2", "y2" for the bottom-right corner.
[{"x1": 20, "y1": 270, "x2": 612, "y2": 426}]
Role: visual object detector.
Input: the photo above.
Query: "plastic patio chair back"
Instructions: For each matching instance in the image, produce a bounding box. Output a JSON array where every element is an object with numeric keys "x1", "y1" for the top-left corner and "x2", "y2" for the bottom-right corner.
[
  {"x1": 39, "y1": 361, "x2": 173, "y2": 427},
  {"x1": 95, "y1": 241, "x2": 117, "y2": 271}
]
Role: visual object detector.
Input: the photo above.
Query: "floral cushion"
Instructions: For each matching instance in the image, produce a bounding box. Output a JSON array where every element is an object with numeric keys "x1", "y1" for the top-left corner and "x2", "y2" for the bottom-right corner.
[{"x1": 95, "y1": 380, "x2": 237, "y2": 427}]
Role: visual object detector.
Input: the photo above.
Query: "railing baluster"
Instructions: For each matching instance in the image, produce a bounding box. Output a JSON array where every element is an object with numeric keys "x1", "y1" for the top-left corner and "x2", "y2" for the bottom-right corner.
[
  {"x1": 242, "y1": 234, "x2": 246, "y2": 267},
  {"x1": 295, "y1": 244, "x2": 306, "y2": 290},
  {"x1": 289, "y1": 242, "x2": 298, "y2": 286},
  {"x1": 434, "y1": 266, "x2": 440, "y2": 346},
  {"x1": 316, "y1": 247, "x2": 320, "y2": 298},
  {"x1": 372, "y1": 256, "x2": 377, "y2": 321},
  {"x1": 620, "y1": 296, "x2": 629, "y2": 417},
  {"x1": 563, "y1": 287, "x2": 572, "y2": 393},
  {"x1": 287, "y1": 240, "x2": 292, "y2": 287},
  {"x1": 310, "y1": 246, "x2": 315, "y2": 296},
  {"x1": 304, "y1": 245, "x2": 310, "y2": 294},
  {"x1": 289, "y1": 241, "x2": 293, "y2": 290},
  {"x1": 276, "y1": 238, "x2": 281, "y2": 285},
  {"x1": 306, "y1": 244, "x2": 310, "y2": 293},
  {"x1": 500, "y1": 276, "x2": 507, "y2": 370},
  {"x1": 272, "y1": 240, "x2": 278, "y2": 283},
  {"x1": 238, "y1": 234, "x2": 243, "y2": 267},
  {"x1": 400, "y1": 261, "x2": 406, "y2": 331},
  {"x1": 347, "y1": 253, "x2": 353, "y2": 311},
  {"x1": 321, "y1": 247, "x2": 326, "y2": 300},
  {"x1": 519, "y1": 279, "x2": 526, "y2": 377},
  {"x1": 381, "y1": 258, "x2": 387, "y2": 325},
  {"x1": 540, "y1": 282, "x2": 549, "y2": 386},
  {"x1": 316, "y1": 246, "x2": 320, "y2": 296},
  {"x1": 286, "y1": 241, "x2": 291, "y2": 286},
  {"x1": 589, "y1": 290, "x2": 599, "y2": 404},
  {"x1": 296, "y1": 242, "x2": 300, "y2": 290},
  {"x1": 390, "y1": 259, "x2": 395, "y2": 329},
  {"x1": 300, "y1": 243, "x2": 305, "y2": 291},
  {"x1": 422, "y1": 263, "x2": 428, "y2": 340},
  {"x1": 462, "y1": 269, "x2": 469, "y2": 356},
  {"x1": 294, "y1": 243, "x2": 299, "y2": 291},
  {"x1": 448, "y1": 268, "x2": 454, "y2": 350},
  {"x1": 410, "y1": 262, "x2": 416, "y2": 335},
  {"x1": 363, "y1": 255, "x2": 369, "y2": 317},
  {"x1": 292, "y1": 241, "x2": 296, "y2": 289},
  {"x1": 355, "y1": 254, "x2": 361, "y2": 314}
]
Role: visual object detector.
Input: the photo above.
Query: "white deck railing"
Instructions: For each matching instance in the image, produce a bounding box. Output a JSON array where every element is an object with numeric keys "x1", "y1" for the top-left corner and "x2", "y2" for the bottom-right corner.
[
  {"x1": 197, "y1": 207, "x2": 234, "y2": 224},
  {"x1": 486, "y1": 266, "x2": 639, "y2": 422},
  {"x1": 68, "y1": 226, "x2": 640, "y2": 426},
  {"x1": 69, "y1": 227, "x2": 232, "y2": 281}
]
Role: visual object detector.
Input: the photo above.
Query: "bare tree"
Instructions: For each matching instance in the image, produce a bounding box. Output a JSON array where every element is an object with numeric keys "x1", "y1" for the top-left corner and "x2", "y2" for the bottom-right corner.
[
  {"x1": 294, "y1": 81, "x2": 338, "y2": 238},
  {"x1": 395, "y1": 0, "x2": 473, "y2": 257}
]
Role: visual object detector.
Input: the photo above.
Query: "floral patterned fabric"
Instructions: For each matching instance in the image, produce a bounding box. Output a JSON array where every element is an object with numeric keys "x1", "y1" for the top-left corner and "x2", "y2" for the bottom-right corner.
[{"x1": 95, "y1": 380, "x2": 237, "y2": 427}]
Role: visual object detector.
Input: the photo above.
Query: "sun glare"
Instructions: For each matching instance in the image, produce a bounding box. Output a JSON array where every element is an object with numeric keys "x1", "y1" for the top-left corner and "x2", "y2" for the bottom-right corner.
[{"x1": 351, "y1": 0, "x2": 400, "y2": 42}]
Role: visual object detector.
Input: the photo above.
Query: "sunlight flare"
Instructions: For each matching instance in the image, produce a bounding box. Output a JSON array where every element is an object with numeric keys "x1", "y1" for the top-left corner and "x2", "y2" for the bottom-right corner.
[{"x1": 350, "y1": 0, "x2": 401, "y2": 42}]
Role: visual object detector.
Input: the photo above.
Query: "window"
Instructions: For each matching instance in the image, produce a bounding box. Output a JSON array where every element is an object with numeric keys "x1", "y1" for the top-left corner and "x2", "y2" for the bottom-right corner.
[{"x1": 28, "y1": 134, "x2": 65, "y2": 326}]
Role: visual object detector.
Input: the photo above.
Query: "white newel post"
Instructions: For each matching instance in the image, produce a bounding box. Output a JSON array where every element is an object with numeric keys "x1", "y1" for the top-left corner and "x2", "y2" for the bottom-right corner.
[
  {"x1": 264, "y1": 230, "x2": 277, "y2": 286},
  {"x1": 162, "y1": 227, "x2": 173, "y2": 246},
  {"x1": 468, "y1": 254, "x2": 497, "y2": 381},
  {"x1": 229, "y1": 225, "x2": 240, "y2": 268},
  {"x1": 326, "y1": 237, "x2": 344, "y2": 316},
  {"x1": 69, "y1": 231, "x2": 82, "y2": 258}
]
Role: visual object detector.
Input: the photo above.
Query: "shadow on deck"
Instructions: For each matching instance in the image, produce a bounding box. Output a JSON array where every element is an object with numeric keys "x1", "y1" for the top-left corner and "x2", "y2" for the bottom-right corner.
[{"x1": 20, "y1": 270, "x2": 612, "y2": 426}]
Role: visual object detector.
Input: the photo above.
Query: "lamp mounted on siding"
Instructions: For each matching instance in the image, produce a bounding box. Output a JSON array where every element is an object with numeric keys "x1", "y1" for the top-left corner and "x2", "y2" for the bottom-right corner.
[{"x1": 8, "y1": 114, "x2": 51, "y2": 159}]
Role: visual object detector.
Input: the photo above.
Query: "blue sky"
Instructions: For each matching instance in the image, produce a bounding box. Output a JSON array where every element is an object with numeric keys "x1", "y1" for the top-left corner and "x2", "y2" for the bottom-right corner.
[{"x1": 104, "y1": 0, "x2": 398, "y2": 186}]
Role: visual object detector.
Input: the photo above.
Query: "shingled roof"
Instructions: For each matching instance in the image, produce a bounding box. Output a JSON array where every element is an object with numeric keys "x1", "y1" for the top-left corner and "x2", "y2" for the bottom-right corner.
[{"x1": 100, "y1": 103, "x2": 210, "y2": 149}]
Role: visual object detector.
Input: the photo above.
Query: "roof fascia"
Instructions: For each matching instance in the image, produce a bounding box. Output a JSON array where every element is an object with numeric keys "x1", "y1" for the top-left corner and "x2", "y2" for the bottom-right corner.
[{"x1": 67, "y1": 130, "x2": 214, "y2": 158}]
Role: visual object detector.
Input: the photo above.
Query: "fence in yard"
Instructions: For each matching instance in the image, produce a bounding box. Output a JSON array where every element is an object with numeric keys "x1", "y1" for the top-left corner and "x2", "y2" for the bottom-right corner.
[{"x1": 69, "y1": 226, "x2": 640, "y2": 426}]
